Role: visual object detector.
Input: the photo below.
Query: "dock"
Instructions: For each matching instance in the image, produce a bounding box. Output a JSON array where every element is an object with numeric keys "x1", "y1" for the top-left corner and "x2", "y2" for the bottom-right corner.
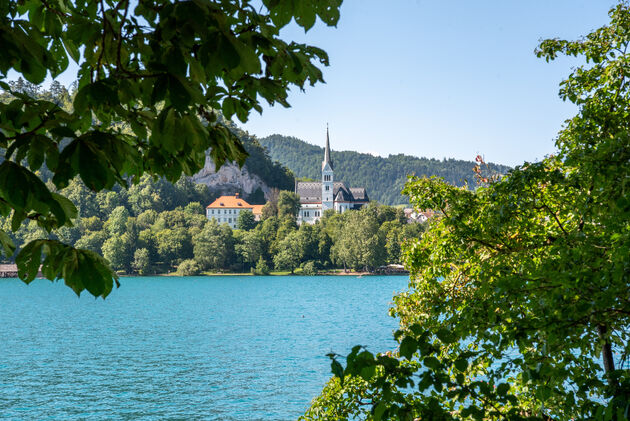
[{"x1": 0, "y1": 264, "x2": 18, "y2": 278}]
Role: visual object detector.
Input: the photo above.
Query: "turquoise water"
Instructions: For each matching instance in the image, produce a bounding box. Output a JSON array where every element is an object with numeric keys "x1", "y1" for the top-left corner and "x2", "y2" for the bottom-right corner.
[{"x1": 0, "y1": 275, "x2": 408, "y2": 420}]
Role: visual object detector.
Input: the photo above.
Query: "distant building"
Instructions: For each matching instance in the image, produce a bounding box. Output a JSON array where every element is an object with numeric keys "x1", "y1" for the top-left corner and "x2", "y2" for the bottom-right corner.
[
  {"x1": 295, "y1": 128, "x2": 369, "y2": 224},
  {"x1": 250, "y1": 205, "x2": 264, "y2": 221},
  {"x1": 403, "y1": 208, "x2": 435, "y2": 223},
  {"x1": 206, "y1": 194, "x2": 262, "y2": 229}
]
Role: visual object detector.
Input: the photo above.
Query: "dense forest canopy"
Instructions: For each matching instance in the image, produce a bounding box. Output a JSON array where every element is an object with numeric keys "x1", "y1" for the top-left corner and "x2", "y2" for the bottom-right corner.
[
  {"x1": 259, "y1": 134, "x2": 511, "y2": 205},
  {"x1": 1, "y1": 170, "x2": 424, "y2": 277}
]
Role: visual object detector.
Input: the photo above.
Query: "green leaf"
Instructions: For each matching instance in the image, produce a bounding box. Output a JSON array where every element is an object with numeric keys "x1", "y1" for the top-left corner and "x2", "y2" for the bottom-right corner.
[
  {"x1": 331, "y1": 359, "x2": 344, "y2": 384},
  {"x1": 16, "y1": 240, "x2": 44, "y2": 283},
  {"x1": 0, "y1": 230, "x2": 16, "y2": 257},
  {"x1": 62, "y1": 38, "x2": 80, "y2": 63},
  {"x1": 454, "y1": 358, "x2": 468, "y2": 372},
  {"x1": 51, "y1": 192, "x2": 78, "y2": 222},
  {"x1": 372, "y1": 401, "x2": 387, "y2": 421},
  {"x1": 435, "y1": 328, "x2": 455, "y2": 344},
  {"x1": 496, "y1": 383, "x2": 509, "y2": 397},
  {"x1": 78, "y1": 142, "x2": 111, "y2": 190},
  {"x1": 423, "y1": 356, "x2": 441, "y2": 370},
  {"x1": 360, "y1": 364, "x2": 376, "y2": 381},
  {"x1": 27, "y1": 141, "x2": 45, "y2": 170},
  {"x1": 399, "y1": 336, "x2": 417, "y2": 359}
]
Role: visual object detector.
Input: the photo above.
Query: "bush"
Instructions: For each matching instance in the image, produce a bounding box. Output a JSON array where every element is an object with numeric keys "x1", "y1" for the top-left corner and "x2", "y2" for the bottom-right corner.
[
  {"x1": 177, "y1": 259, "x2": 202, "y2": 276},
  {"x1": 253, "y1": 257, "x2": 270, "y2": 275},
  {"x1": 301, "y1": 261, "x2": 318, "y2": 276}
]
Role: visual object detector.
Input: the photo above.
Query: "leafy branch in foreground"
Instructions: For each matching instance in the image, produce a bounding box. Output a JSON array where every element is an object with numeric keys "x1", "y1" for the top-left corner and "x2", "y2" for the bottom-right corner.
[
  {"x1": 0, "y1": 0, "x2": 341, "y2": 296},
  {"x1": 305, "y1": 3, "x2": 630, "y2": 419}
]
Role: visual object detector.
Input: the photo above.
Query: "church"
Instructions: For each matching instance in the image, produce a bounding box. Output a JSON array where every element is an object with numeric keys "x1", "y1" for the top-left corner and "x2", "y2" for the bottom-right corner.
[{"x1": 295, "y1": 128, "x2": 369, "y2": 225}]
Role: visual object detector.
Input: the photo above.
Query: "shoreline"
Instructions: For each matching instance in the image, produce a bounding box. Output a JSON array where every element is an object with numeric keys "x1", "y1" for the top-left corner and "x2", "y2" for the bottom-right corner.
[{"x1": 122, "y1": 270, "x2": 409, "y2": 277}]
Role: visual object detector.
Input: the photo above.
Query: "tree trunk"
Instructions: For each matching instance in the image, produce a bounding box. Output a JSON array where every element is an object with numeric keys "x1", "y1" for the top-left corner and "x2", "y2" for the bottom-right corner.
[{"x1": 597, "y1": 324, "x2": 618, "y2": 390}]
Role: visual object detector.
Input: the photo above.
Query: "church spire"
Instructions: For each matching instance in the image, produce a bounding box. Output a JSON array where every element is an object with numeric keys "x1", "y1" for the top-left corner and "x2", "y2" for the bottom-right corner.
[{"x1": 324, "y1": 124, "x2": 333, "y2": 170}]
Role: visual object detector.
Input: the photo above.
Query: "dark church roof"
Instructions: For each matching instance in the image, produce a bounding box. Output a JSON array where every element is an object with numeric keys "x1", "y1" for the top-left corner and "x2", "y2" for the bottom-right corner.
[
  {"x1": 296, "y1": 181, "x2": 369, "y2": 204},
  {"x1": 322, "y1": 126, "x2": 333, "y2": 171}
]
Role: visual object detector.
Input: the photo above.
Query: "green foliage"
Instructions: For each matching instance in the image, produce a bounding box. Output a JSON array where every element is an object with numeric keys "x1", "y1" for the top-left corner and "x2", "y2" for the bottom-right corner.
[
  {"x1": 184, "y1": 202, "x2": 204, "y2": 216},
  {"x1": 132, "y1": 248, "x2": 150, "y2": 275},
  {"x1": 176, "y1": 259, "x2": 201, "y2": 276},
  {"x1": 193, "y1": 219, "x2": 233, "y2": 270},
  {"x1": 1, "y1": 160, "x2": 417, "y2": 276},
  {"x1": 273, "y1": 231, "x2": 303, "y2": 274},
  {"x1": 101, "y1": 234, "x2": 132, "y2": 272},
  {"x1": 236, "y1": 128, "x2": 295, "y2": 195},
  {"x1": 259, "y1": 135, "x2": 511, "y2": 206},
  {"x1": 235, "y1": 229, "x2": 264, "y2": 270},
  {"x1": 277, "y1": 190, "x2": 301, "y2": 219},
  {"x1": 253, "y1": 256, "x2": 270, "y2": 276},
  {"x1": 332, "y1": 205, "x2": 387, "y2": 271},
  {"x1": 309, "y1": 5, "x2": 630, "y2": 419},
  {"x1": 156, "y1": 227, "x2": 192, "y2": 269},
  {"x1": 301, "y1": 260, "x2": 318, "y2": 276},
  {"x1": 0, "y1": 0, "x2": 342, "y2": 297},
  {"x1": 105, "y1": 206, "x2": 130, "y2": 235},
  {"x1": 236, "y1": 210, "x2": 256, "y2": 231}
]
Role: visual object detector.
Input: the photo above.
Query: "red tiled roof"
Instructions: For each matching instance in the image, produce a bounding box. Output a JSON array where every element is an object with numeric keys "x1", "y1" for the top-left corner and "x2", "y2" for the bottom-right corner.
[
  {"x1": 250, "y1": 204, "x2": 264, "y2": 215},
  {"x1": 206, "y1": 195, "x2": 252, "y2": 209}
]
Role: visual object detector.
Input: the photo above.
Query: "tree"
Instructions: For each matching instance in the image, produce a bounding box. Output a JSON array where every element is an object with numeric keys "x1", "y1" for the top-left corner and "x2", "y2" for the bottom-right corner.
[
  {"x1": 155, "y1": 228, "x2": 192, "y2": 270},
  {"x1": 176, "y1": 259, "x2": 201, "y2": 276},
  {"x1": 235, "y1": 229, "x2": 264, "y2": 270},
  {"x1": 132, "y1": 248, "x2": 151, "y2": 275},
  {"x1": 102, "y1": 235, "x2": 132, "y2": 272},
  {"x1": 261, "y1": 187, "x2": 280, "y2": 220},
  {"x1": 273, "y1": 231, "x2": 303, "y2": 274},
  {"x1": 193, "y1": 219, "x2": 234, "y2": 270},
  {"x1": 104, "y1": 206, "x2": 130, "y2": 235},
  {"x1": 184, "y1": 202, "x2": 204, "y2": 216},
  {"x1": 236, "y1": 209, "x2": 257, "y2": 231},
  {"x1": 380, "y1": 221, "x2": 402, "y2": 264},
  {"x1": 311, "y1": 5, "x2": 630, "y2": 419},
  {"x1": 253, "y1": 256, "x2": 270, "y2": 276},
  {"x1": 74, "y1": 230, "x2": 108, "y2": 253},
  {"x1": 332, "y1": 208, "x2": 385, "y2": 271},
  {"x1": 277, "y1": 190, "x2": 300, "y2": 219},
  {"x1": 0, "y1": 0, "x2": 342, "y2": 297}
]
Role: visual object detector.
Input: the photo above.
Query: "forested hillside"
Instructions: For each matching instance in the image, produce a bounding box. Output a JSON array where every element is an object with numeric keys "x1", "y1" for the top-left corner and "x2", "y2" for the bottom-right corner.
[
  {"x1": 259, "y1": 134, "x2": 511, "y2": 205},
  {"x1": 0, "y1": 80, "x2": 294, "y2": 204}
]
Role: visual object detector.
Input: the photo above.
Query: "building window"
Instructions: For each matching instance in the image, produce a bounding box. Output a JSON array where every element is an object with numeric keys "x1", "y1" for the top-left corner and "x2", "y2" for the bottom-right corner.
[
  {"x1": 229, "y1": 218, "x2": 232, "y2": 223},
  {"x1": 325, "y1": 185, "x2": 329, "y2": 191}
]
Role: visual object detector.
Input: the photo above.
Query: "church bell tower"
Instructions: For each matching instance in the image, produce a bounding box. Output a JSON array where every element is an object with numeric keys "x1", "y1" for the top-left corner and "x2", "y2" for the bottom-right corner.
[{"x1": 321, "y1": 125, "x2": 334, "y2": 211}]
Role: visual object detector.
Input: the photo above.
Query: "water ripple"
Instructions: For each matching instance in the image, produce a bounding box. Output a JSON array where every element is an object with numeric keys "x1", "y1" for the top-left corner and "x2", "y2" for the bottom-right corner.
[{"x1": 0, "y1": 276, "x2": 408, "y2": 420}]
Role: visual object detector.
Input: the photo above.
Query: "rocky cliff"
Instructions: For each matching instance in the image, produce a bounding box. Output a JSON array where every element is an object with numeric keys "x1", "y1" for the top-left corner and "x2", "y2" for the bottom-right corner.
[
  {"x1": 192, "y1": 155, "x2": 272, "y2": 202},
  {"x1": 191, "y1": 132, "x2": 295, "y2": 203}
]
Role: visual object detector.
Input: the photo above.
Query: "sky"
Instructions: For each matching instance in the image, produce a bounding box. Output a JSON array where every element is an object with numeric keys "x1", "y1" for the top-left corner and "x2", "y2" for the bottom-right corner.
[
  {"x1": 38, "y1": 0, "x2": 616, "y2": 167},
  {"x1": 238, "y1": 0, "x2": 616, "y2": 166}
]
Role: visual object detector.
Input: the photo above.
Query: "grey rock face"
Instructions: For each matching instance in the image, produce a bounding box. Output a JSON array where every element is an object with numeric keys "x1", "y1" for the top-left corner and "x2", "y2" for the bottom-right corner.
[{"x1": 192, "y1": 155, "x2": 271, "y2": 199}]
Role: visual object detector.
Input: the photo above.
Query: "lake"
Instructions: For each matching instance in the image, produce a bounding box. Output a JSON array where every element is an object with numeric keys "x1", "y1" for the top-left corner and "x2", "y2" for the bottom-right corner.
[{"x1": 0, "y1": 275, "x2": 409, "y2": 420}]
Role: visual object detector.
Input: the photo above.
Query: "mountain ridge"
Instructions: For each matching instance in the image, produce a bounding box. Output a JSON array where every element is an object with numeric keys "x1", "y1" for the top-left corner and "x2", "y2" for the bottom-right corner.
[{"x1": 258, "y1": 134, "x2": 511, "y2": 205}]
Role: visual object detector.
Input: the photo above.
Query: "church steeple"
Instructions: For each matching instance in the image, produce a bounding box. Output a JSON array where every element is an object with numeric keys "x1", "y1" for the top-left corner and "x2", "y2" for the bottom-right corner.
[
  {"x1": 323, "y1": 124, "x2": 333, "y2": 170},
  {"x1": 321, "y1": 125, "x2": 334, "y2": 211}
]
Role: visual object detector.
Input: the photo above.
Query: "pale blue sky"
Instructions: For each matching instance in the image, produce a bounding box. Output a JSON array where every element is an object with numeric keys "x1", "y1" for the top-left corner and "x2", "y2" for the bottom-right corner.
[
  {"x1": 241, "y1": 0, "x2": 616, "y2": 166},
  {"x1": 36, "y1": 1, "x2": 616, "y2": 166}
]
